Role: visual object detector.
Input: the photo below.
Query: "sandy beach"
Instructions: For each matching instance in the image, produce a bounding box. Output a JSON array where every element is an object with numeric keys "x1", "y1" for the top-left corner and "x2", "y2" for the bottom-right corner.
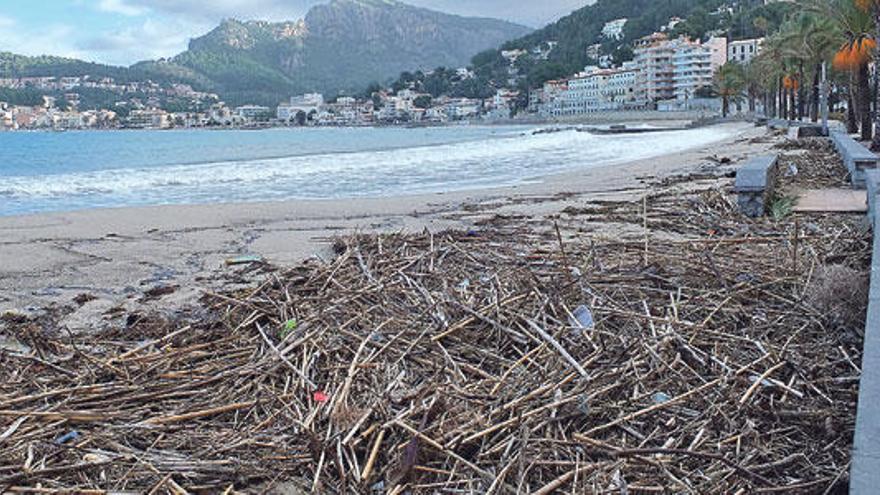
[
  {"x1": 0, "y1": 122, "x2": 771, "y2": 320},
  {"x1": 1, "y1": 122, "x2": 870, "y2": 493}
]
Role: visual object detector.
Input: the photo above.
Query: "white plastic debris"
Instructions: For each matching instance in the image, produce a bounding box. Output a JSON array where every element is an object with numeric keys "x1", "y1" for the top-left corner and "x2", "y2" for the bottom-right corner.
[{"x1": 569, "y1": 305, "x2": 594, "y2": 331}]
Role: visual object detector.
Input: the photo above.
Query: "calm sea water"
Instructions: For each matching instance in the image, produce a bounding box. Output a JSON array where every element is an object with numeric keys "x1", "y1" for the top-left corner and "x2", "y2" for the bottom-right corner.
[{"x1": 0, "y1": 125, "x2": 734, "y2": 216}]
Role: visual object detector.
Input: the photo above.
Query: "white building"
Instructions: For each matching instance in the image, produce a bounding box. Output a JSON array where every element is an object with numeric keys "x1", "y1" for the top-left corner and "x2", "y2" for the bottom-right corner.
[
  {"x1": 0, "y1": 103, "x2": 13, "y2": 130},
  {"x1": 728, "y1": 38, "x2": 764, "y2": 64},
  {"x1": 556, "y1": 63, "x2": 639, "y2": 116},
  {"x1": 424, "y1": 106, "x2": 447, "y2": 122},
  {"x1": 635, "y1": 33, "x2": 728, "y2": 104},
  {"x1": 661, "y1": 17, "x2": 684, "y2": 33},
  {"x1": 235, "y1": 105, "x2": 271, "y2": 120},
  {"x1": 277, "y1": 93, "x2": 325, "y2": 121},
  {"x1": 127, "y1": 109, "x2": 170, "y2": 129},
  {"x1": 445, "y1": 98, "x2": 481, "y2": 120},
  {"x1": 602, "y1": 19, "x2": 628, "y2": 40},
  {"x1": 501, "y1": 49, "x2": 527, "y2": 63},
  {"x1": 634, "y1": 33, "x2": 676, "y2": 103},
  {"x1": 208, "y1": 103, "x2": 234, "y2": 125},
  {"x1": 539, "y1": 80, "x2": 568, "y2": 117},
  {"x1": 672, "y1": 37, "x2": 728, "y2": 101},
  {"x1": 455, "y1": 67, "x2": 474, "y2": 79}
]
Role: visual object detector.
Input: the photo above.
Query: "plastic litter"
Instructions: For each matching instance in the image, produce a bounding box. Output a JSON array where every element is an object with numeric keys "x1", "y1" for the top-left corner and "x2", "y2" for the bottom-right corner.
[
  {"x1": 54, "y1": 431, "x2": 80, "y2": 445},
  {"x1": 569, "y1": 305, "x2": 594, "y2": 331},
  {"x1": 225, "y1": 255, "x2": 264, "y2": 266}
]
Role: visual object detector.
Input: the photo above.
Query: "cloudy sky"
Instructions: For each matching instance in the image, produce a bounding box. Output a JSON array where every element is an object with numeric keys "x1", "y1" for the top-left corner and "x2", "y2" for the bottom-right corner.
[{"x1": 0, "y1": 0, "x2": 589, "y2": 66}]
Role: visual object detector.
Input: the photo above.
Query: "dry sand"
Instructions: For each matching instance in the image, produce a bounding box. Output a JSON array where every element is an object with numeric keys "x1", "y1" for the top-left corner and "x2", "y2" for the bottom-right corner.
[{"x1": 0, "y1": 122, "x2": 773, "y2": 325}]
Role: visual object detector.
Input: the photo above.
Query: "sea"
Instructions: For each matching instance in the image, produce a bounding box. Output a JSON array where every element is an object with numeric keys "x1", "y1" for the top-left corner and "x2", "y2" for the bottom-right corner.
[{"x1": 0, "y1": 125, "x2": 734, "y2": 216}]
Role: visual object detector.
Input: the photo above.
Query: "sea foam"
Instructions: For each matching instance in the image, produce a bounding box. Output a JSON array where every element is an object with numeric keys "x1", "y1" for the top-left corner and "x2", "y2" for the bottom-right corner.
[{"x1": 0, "y1": 126, "x2": 733, "y2": 215}]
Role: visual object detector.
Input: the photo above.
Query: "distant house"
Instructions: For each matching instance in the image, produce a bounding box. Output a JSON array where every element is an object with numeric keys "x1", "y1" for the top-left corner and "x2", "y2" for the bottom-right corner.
[{"x1": 602, "y1": 18, "x2": 628, "y2": 40}]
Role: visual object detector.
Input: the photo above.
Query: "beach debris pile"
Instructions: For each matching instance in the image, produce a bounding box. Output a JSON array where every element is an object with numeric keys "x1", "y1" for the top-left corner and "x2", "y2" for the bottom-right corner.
[
  {"x1": 774, "y1": 138, "x2": 851, "y2": 189},
  {"x1": 0, "y1": 195, "x2": 870, "y2": 493}
]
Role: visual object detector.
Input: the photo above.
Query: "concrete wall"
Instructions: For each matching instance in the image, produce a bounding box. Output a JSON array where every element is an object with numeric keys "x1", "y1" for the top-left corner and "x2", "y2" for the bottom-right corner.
[
  {"x1": 831, "y1": 132, "x2": 880, "y2": 187},
  {"x1": 852, "y1": 195, "x2": 880, "y2": 494},
  {"x1": 512, "y1": 110, "x2": 716, "y2": 126},
  {"x1": 734, "y1": 155, "x2": 778, "y2": 218}
]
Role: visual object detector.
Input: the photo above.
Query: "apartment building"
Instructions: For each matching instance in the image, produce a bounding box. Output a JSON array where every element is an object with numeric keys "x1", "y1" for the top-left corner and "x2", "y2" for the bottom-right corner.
[
  {"x1": 728, "y1": 38, "x2": 764, "y2": 64},
  {"x1": 634, "y1": 33, "x2": 676, "y2": 103},
  {"x1": 673, "y1": 37, "x2": 728, "y2": 101},
  {"x1": 635, "y1": 33, "x2": 729, "y2": 104},
  {"x1": 235, "y1": 105, "x2": 272, "y2": 120},
  {"x1": 551, "y1": 63, "x2": 639, "y2": 116},
  {"x1": 127, "y1": 109, "x2": 171, "y2": 129}
]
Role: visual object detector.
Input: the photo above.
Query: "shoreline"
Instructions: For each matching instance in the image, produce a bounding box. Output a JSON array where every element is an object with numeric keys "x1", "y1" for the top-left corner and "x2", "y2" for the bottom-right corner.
[
  {"x1": 0, "y1": 122, "x2": 769, "y2": 317},
  {"x1": 0, "y1": 110, "x2": 715, "y2": 133}
]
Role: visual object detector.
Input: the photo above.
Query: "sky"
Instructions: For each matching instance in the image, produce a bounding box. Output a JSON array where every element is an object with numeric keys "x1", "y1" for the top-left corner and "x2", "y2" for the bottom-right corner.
[{"x1": 0, "y1": 0, "x2": 590, "y2": 67}]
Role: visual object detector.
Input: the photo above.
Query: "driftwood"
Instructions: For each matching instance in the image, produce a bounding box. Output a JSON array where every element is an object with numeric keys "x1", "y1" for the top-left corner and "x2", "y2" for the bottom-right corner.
[{"x1": 0, "y1": 139, "x2": 871, "y2": 493}]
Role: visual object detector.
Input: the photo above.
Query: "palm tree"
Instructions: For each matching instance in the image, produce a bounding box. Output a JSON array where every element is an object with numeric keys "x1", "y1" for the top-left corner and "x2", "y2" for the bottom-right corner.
[
  {"x1": 776, "y1": 12, "x2": 839, "y2": 122},
  {"x1": 855, "y1": 0, "x2": 880, "y2": 146},
  {"x1": 715, "y1": 63, "x2": 746, "y2": 118},
  {"x1": 753, "y1": 35, "x2": 788, "y2": 119},
  {"x1": 743, "y1": 61, "x2": 766, "y2": 114},
  {"x1": 834, "y1": 37, "x2": 876, "y2": 139},
  {"x1": 809, "y1": 0, "x2": 875, "y2": 139}
]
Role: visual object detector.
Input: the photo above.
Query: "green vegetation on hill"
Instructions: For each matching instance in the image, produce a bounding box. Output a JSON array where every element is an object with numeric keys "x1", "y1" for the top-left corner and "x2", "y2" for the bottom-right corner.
[
  {"x1": 382, "y1": 67, "x2": 496, "y2": 100},
  {"x1": 0, "y1": 52, "x2": 132, "y2": 81},
  {"x1": 0, "y1": 87, "x2": 44, "y2": 106},
  {"x1": 0, "y1": 52, "x2": 211, "y2": 91},
  {"x1": 129, "y1": 60, "x2": 216, "y2": 91}
]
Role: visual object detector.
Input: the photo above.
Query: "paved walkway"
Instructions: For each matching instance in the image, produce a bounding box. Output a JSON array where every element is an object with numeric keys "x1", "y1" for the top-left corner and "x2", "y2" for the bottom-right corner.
[{"x1": 793, "y1": 189, "x2": 867, "y2": 213}]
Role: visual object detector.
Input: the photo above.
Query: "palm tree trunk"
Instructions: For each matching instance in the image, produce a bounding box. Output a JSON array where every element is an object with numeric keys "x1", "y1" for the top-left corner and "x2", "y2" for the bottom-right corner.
[
  {"x1": 772, "y1": 86, "x2": 777, "y2": 118},
  {"x1": 798, "y1": 67, "x2": 806, "y2": 121},
  {"x1": 859, "y1": 63, "x2": 873, "y2": 141},
  {"x1": 782, "y1": 87, "x2": 788, "y2": 120},
  {"x1": 778, "y1": 77, "x2": 785, "y2": 119},
  {"x1": 722, "y1": 96, "x2": 729, "y2": 118},
  {"x1": 873, "y1": 7, "x2": 880, "y2": 149},
  {"x1": 811, "y1": 65, "x2": 820, "y2": 123},
  {"x1": 849, "y1": 85, "x2": 859, "y2": 134}
]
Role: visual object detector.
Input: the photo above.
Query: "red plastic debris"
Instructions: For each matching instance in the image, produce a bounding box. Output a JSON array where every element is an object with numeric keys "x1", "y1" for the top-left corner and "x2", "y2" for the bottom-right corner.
[{"x1": 313, "y1": 391, "x2": 329, "y2": 403}]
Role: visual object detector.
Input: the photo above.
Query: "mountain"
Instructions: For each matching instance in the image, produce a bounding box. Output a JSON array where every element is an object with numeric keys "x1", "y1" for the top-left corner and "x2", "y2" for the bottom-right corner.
[
  {"x1": 137, "y1": 0, "x2": 531, "y2": 105},
  {"x1": 0, "y1": 0, "x2": 529, "y2": 106}
]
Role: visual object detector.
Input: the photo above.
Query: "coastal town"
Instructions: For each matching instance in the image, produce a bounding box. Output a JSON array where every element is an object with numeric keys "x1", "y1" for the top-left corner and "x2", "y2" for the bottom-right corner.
[{"x1": 0, "y1": 17, "x2": 765, "y2": 131}]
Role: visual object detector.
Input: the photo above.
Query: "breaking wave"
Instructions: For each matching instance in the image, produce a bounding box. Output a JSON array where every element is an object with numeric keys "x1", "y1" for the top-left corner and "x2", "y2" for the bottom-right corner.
[{"x1": 0, "y1": 126, "x2": 734, "y2": 215}]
